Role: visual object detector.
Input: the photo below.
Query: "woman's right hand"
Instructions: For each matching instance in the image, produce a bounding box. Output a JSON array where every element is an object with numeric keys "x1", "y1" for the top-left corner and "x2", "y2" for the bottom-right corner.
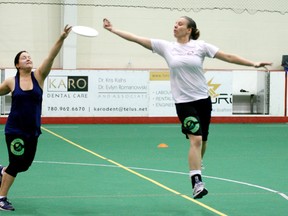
[{"x1": 103, "y1": 18, "x2": 113, "y2": 31}]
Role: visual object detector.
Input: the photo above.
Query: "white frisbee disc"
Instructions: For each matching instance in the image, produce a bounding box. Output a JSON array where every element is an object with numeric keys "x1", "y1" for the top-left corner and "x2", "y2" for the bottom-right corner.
[{"x1": 72, "y1": 26, "x2": 98, "y2": 37}]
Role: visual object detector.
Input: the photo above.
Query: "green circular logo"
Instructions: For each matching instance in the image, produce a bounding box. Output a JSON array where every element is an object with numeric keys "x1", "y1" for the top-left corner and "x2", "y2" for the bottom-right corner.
[
  {"x1": 10, "y1": 138, "x2": 25, "y2": 156},
  {"x1": 184, "y1": 116, "x2": 200, "y2": 133}
]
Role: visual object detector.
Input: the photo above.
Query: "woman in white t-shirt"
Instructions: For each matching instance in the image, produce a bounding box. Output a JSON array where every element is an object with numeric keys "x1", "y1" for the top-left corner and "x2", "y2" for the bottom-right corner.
[{"x1": 103, "y1": 16, "x2": 272, "y2": 199}]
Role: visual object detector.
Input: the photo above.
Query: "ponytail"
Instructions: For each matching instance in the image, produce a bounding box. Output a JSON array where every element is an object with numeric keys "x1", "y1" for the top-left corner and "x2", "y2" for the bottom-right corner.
[{"x1": 181, "y1": 16, "x2": 200, "y2": 40}]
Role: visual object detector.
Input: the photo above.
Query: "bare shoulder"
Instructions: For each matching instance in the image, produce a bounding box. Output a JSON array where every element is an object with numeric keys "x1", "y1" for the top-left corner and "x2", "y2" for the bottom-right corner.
[
  {"x1": 4, "y1": 76, "x2": 15, "y2": 86},
  {"x1": 0, "y1": 76, "x2": 15, "y2": 95},
  {"x1": 33, "y1": 69, "x2": 45, "y2": 88}
]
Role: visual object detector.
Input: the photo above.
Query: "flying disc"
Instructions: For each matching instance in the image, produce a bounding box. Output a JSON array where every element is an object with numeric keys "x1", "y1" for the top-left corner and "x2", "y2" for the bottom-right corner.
[{"x1": 72, "y1": 26, "x2": 98, "y2": 37}]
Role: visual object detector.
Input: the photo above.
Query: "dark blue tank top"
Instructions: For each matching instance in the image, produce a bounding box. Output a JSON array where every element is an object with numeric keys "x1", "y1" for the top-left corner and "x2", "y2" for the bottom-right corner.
[{"x1": 5, "y1": 71, "x2": 43, "y2": 137}]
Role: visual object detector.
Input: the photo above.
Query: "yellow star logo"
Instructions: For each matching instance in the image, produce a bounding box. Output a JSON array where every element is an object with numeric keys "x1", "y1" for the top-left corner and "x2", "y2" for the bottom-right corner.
[{"x1": 207, "y1": 78, "x2": 221, "y2": 98}]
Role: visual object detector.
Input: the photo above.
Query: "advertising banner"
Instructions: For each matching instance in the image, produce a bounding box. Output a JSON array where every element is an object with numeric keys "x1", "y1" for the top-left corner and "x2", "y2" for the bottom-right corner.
[
  {"x1": 42, "y1": 70, "x2": 149, "y2": 116},
  {"x1": 205, "y1": 71, "x2": 233, "y2": 116},
  {"x1": 3, "y1": 69, "x2": 233, "y2": 117},
  {"x1": 148, "y1": 71, "x2": 176, "y2": 116}
]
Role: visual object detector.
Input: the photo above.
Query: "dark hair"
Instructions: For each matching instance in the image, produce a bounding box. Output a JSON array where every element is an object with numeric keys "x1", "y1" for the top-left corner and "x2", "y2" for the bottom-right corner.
[
  {"x1": 14, "y1": 50, "x2": 27, "y2": 71},
  {"x1": 181, "y1": 16, "x2": 200, "y2": 40}
]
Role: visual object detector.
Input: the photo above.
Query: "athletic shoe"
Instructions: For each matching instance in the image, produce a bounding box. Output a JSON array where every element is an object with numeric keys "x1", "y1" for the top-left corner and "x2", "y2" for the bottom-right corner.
[
  {"x1": 193, "y1": 182, "x2": 208, "y2": 199},
  {"x1": 0, "y1": 165, "x2": 3, "y2": 186},
  {"x1": 0, "y1": 197, "x2": 15, "y2": 211}
]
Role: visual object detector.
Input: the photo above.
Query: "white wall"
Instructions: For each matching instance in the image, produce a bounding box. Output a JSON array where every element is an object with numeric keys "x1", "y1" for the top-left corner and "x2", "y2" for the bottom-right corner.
[
  {"x1": 270, "y1": 72, "x2": 286, "y2": 115},
  {"x1": 233, "y1": 71, "x2": 258, "y2": 94},
  {"x1": 0, "y1": 1, "x2": 287, "y2": 116},
  {"x1": 0, "y1": 1, "x2": 287, "y2": 70}
]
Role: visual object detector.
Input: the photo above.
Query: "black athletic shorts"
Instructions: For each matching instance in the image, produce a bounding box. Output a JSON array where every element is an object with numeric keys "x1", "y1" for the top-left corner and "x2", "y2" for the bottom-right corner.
[
  {"x1": 5, "y1": 134, "x2": 39, "y2": 177},
  {"x1": 175, "y1": 97, "x2": 212, "y2": 141}
]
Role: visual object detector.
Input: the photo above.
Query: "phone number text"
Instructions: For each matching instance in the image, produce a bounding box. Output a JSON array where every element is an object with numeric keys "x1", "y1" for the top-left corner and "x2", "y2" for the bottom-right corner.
[{"x1": 47, "y1": 106, "x2": 86, "y2": 112}]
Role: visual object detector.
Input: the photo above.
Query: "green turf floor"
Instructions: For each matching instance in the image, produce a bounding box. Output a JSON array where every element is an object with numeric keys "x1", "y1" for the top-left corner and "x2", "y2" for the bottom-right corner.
[{"x1": 0, "y1": 123, "x2": 287, "y2": 215}]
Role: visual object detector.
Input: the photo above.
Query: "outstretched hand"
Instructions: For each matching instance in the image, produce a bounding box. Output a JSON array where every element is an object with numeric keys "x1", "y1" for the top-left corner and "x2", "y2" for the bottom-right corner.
[
  {"x1": 254, "y1": 62, "x2": 273, "y2": 68},
  {"x1": 103, "y1": 18, "x2": 113, "y2": 31},
  {"x1": 61, "y1": 25, "x2": 72, "y2": 39}
]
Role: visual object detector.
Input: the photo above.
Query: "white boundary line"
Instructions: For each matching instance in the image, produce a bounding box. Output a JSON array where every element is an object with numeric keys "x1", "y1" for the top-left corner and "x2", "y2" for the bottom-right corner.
[{"x1": 34, "y1": 160, "x2": 288, "y2": 201}]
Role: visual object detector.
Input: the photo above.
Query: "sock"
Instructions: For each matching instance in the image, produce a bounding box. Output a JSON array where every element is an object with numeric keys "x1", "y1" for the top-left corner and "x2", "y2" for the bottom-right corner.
[{"x1": 189, "y1": 170, "x2": 202, "y2": 188}]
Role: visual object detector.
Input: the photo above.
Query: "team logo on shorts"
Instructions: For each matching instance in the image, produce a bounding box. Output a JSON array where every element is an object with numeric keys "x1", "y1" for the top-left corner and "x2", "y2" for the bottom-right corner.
[
  {"x1": 10, "y1": 138, "x2": 25, "y2": 156},
  {"x1": 184, "y1": 116, "x2": 200, "y2": 133}
]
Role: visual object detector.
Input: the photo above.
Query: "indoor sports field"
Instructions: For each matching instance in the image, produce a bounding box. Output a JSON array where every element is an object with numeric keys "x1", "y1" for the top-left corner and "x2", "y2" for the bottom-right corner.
[{"x1": 0, "y1": 123, "x2": 287, "y2": 216}]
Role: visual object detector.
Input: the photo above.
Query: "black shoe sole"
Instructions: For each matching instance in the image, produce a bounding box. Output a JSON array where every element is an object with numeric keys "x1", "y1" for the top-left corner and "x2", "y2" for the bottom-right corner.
[{"x1": 194, "y1": 188, "x2": 208, "y2": 199}]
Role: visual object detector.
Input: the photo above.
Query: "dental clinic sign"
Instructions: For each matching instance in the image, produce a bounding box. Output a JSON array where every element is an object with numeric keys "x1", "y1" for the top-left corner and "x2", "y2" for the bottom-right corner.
[{"x1": 42, "y1": 70, "x2": 149, "y2": 116}]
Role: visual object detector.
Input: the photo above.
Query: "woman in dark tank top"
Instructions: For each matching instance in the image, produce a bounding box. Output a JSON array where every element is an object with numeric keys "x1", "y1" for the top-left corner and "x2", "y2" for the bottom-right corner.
[
  {"x1": 5, "y1": 70, "x2": 43, "y2": 137},
  {"x1": 0, "y1": 25, "x2": 72, "y2": 211}
]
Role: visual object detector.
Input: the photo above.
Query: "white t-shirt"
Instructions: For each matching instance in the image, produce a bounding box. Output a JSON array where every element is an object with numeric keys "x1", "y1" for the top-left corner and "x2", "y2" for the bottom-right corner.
[{"x1": 151, "y1": 39, "x2": 219, "y2": 103}]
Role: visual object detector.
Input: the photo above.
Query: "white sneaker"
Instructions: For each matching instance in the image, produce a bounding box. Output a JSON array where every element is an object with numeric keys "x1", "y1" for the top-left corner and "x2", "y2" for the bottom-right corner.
[
  {"x1": 193, "y1": 182, "x2": 208, "y2": 199},
  {"x1": 0, "y1": 197, "x2": 15, "y2": 211}
]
